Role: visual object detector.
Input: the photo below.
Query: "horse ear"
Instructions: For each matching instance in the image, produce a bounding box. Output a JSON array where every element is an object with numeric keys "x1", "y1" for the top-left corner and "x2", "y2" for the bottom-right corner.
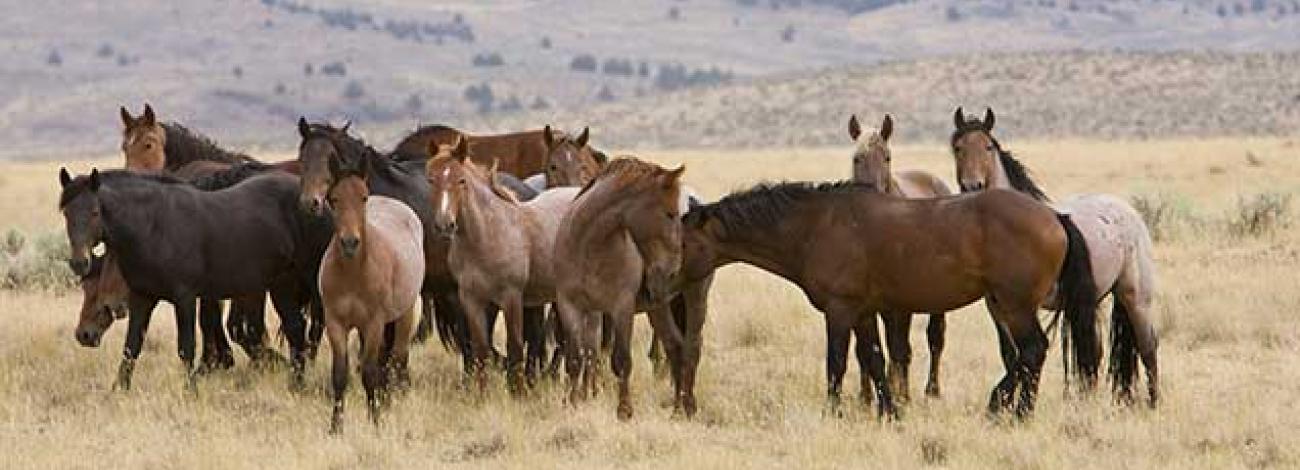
[
  {"x1": 847, "y1": 115, "x2": 861, "y2": 141},
  {"x1": 661, "y1": 164, "x2": 685, "y2": 188},
  {"x1": 880, "y1": 114, "x2": 893, "y2": 141},
  {"x1": 452, "y1": 137, "x2": 470, "y2": 162},
  {"x1": 119, "y1": 106, "x2": 135, "y2": 128},
  {"x1": 983, "y1": 108, "x2": 996, "y2": 132},
  {"x1": 141, "y1": 104, "x2": 156, "y2": 126},
  {"x1": 297, "y1": 117, "x2": 310, "y2": 139},
  {"x1": 59, "y1": 167, "x2": 72, "y2": 188},
  {"x1": 341, "y1": 120, "x2": 352, "y2": 134},
  {"x1": 88, "y1": 169, "x2": 101, "y2": 192},
  {"x1": 953, "y1": 107, "x2": 965, "y2": 129},
  {"x1": 542, "y1": 125, "x2": 555, "y2": 149},
  {"x1": 575, "y1": 127, "x2": 590, "y2": 148}
]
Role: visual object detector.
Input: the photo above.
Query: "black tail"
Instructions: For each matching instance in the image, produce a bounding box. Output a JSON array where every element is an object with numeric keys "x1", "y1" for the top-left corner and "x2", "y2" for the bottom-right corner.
[
  {"x1": 1055, "y1": 214, "x2": 1100, "y2": 391},
  {"x1": 1109, "y1": 299, "x2": 1139, "y2": 396},
  {"x1": 190, "y1": 160, "x2": 275, "y2": 190}
]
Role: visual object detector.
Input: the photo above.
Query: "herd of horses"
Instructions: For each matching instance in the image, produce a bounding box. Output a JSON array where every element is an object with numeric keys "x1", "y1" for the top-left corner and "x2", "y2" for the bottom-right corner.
[{"x1": 56, "y1": 104, "x2": 1159, "y2": 433}]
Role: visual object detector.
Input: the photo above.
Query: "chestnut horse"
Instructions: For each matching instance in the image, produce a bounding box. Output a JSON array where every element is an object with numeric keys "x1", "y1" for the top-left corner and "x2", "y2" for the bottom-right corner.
[
  {"x1": 950, "y1": 107, "x2": 1159, "y2": 406},
  {"x1": 523, "y1": 125, "x2": 609, "y2": 191},
  {"x1": 426, "y1": 138, "x2": 580, "y2": 394},
  {"x1": 320, "y1": 158, "x2": 424, "y2": 434},
  {"x1": 389, "y1": 124, "x2": 551, "y2": 178},
  {"x1": 680, "y1": 181, "x2": 1098, "y2": 418},
  {"x1": 847, "y1": 114, "x2": 954, "y2": 401},
  {"x1": 552, "y1": 158, "x2": 687, "y2": 419}
]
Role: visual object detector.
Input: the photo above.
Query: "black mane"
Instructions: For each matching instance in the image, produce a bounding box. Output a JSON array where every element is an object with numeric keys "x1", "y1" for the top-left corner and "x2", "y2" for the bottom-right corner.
[
  {"x1": 303, "y1": 123, "x2": 415, "y2": 180},
  {"x1": 162, "y1": 123, "x2": 252, "y2": 171},
  {"x1": 950, "y1": 122, "x2": 1049, "y2": 202},
  {"x1": 190, "y1": 161, "x2": 276, "y2": 191},
  {"x1": 686, "y1": 180, "x2": 870, "y2": 236}
]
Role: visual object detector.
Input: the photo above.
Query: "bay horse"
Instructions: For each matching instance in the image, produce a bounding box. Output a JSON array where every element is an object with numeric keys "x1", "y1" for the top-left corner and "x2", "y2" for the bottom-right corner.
[
  {"x1": 847, "y1": 114, "x2": 954, "y2": 401},
  {"x1": 389, "y1": 124, "x2": 551, "y2": 178},
  {"x1": 426, "y1": 137, "x2": 580, "y2": 394},
  {"x1": 552, "y1": 157, "x2": 688, "y2": 419},
  {"x1": 319, "y1": 157, "x2": 424, "y2": 434},
  {"x1": 59, "y1": 168, "x2": 323, "y2": 390},
  {"x1": 950, "y1": 107, "x2": 1159, "y2": 406},
  {"x1": 523, "y1": 125, "x2": 609, "y2": 191},
  {"x1": 74, "y1": 254, "x2": 129, "y2": 347},
  {"x1": 679, "y1": 181, "x2": 1098, "y2": 418}
]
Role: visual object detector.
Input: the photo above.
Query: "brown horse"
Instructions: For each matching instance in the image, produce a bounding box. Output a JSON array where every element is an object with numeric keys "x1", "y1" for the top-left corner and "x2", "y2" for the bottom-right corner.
[
  {"x1": 552, "y1": 158, "x2": 686, "y2": 419},
  {"x1": 951, "y1": 107, "x2": 1159, "y2": 406},
  {"x1": 847, "y1": 114, "x2": 954, "y2": 401},
  {"x1": 679, "y1": 181, "x2": 1098, "y2": 418},
  {"x1": 426, "y1": 138, "x2": 579, "y2": 394},
  {"x1": 74, "y1": 254, "x2": 130, "y2": 347},
  {"x1": 319, "y1": 158, "x2": 425, "y2": 434},
  {"x1": 390, "y1": 124, "x2": 551, "y2": 178},
  {"x1": 521, "y1": 125, "x2": 609, "y2": 191}
]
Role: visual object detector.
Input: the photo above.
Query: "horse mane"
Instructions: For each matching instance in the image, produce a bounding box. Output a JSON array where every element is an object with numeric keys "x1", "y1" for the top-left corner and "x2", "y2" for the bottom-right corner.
[
  {"x1": 189, "y1": 161, "x2": 276, "y2": 191},
  {"x1": 162, "y1": 123, "x2": 252, "y2": 171},
  {"x1": 305, "y1": 122, "x2": 418, "y2": 182},
  {"x1": 58, "y1": 170, "x2": 187, "y2": 209},
  {"x1": 949, "y1": 122, "x2": 1049, "y2": 202},
  {"x1": 576, "y1": 157, "x2": 663, "y2": 198},
  {"x1": 686, "y1": 180, "x2": 869, "y2": 236}
]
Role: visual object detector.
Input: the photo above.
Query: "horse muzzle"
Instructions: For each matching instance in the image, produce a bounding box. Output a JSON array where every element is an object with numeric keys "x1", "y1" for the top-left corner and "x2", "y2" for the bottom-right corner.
[
  {"x1": 959, "y1": 181, "x2": 986, "y2": 193},
  {"x1": 75, "y1": 324, "x2": 105, "y2": 348},
  {"x1": 68, "y1": 256, "x2": 90, "y2": 276},
  {"x1": 340, "y1": 237, "x2": 360, "y2": 258}
]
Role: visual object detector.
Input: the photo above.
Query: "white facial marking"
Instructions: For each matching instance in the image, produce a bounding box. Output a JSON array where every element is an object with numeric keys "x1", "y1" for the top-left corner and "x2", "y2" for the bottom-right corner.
[{"x1": 438, "y1": 189, "x2": 450, "y2": 215}]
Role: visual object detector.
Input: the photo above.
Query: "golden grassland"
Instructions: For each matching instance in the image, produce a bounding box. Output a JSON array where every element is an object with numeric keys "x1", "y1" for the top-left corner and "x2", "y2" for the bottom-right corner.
[{"x1": 2, "y1": 137, "x2": 1298, "y2": 468}]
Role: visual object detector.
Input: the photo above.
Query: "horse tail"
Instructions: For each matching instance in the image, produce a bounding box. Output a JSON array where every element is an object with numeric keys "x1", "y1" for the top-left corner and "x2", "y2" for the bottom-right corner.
[
  {"x1": 1055, "y1": 213, "x2": 1100, "y2": 391},
  {"x1": 1109, "y1": 297, "x2": 1139, "y2": 396},
  {"x1": 431, "y1": 296, "x2": 465, "y2": 353}
]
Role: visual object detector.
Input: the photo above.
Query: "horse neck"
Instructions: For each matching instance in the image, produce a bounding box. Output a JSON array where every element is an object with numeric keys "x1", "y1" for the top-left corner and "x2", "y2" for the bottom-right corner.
[
  {"x1": 566, "y1": 183, "x2": 631, "y2": 252},
  {"x1": 457, "y1": 175, "x2": 520, "y2": 248},
  {"x1": 988, "y1": 154, "x2": 1015, "y2": 192},
  {"x1": 709, "y1": 215, "x2": 808, "y2": 284}
]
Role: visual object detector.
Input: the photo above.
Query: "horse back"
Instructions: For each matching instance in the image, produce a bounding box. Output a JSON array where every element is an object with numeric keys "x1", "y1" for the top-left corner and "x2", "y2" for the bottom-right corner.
[
  {"x1": 893, "y1": 170, "x2": 953, "y2": 198},
  {"x1": 466, "y1": 129, "x2": 548, "y2": 178}
]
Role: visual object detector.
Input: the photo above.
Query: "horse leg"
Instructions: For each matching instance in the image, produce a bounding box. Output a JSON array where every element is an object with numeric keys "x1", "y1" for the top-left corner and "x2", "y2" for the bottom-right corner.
[
  {"x1": 326, "y1": 321, "x2": 349, "y2": 434},
  {"x1": 484, "y1": 304, "x2": 505, "y2": 368},
  {"x1": 307, "y1": 292, "x2": 325, "y2": 361},
  {"x1": 925, "y1": 312, "x2": 946, "y2": 398},
  {"x1": 360, "y1": 323, "x2": 387, "y2": 427},
  {"x1": 545, "y1": 305, "x2": 566, "y2": 379},
  {"x1": 412, "y1": 291, "x2": 435, "y2": 344},
  {"x1": 609, "y1": 311, "x2": 636, "y2": 420},
  {"x1": 679, "y1": 276, "x2": 712, "y2": 417},
  {"x1": 984, "y1": 297, "x2": 1018, "y2": 416},
  {"x1": 501, "y1": 295, "x2": 528, "y2": 397},
  {"x1": 523, "y1": 305, "x2": 546, "y2": 388},
  {"x1": 1114, "y1": 276, "x2": 1160, "y2": 408},
  {"x1": 880, "y1": 311, "x2": 913, "y2": 404},
  {"x1": 197, "y1": 297, "x2": 234, "y2": 372},
  {"x1": 1004, "y1": 309, "x2": 1047, "y2": 420},
  {"x1": 645, "y1": 303, "x2": 687, "y2": 415},
  {"x1": 854, "y1": 312, "x2": 896, "y2": 419},
  {"x1": 458, "y1": 292, "x2": 493, "y2": 397},
  {"x1": 390, "y1": 311, "x2": 416, "y2": 391},
  {"x1": 115, "y1": 293, "x2": 158, "y2": 391},
  {"x1": 173, "y1": 294, "x2": 200, "y2": 391},
  {"x1": 823, "y1": 312, "x2": 853, "y2": 416},
  {"x1": 270, "y1": 285, "x2": 309, "y2": 391},
  {"x1": 582, "y1": 313, "x2": 604, "y2": 399},
  {"x1": 852, "y1": 316, "x2": 875, "y2": 408},
  {"x1": 553, "y1": 298, "x2": 587, "y2": 404}
]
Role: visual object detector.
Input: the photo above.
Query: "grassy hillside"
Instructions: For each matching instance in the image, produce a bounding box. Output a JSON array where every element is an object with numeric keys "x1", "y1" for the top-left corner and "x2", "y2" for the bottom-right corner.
[{"x1": 2, "y1": 0, "x2": 1298, "y2": 159}]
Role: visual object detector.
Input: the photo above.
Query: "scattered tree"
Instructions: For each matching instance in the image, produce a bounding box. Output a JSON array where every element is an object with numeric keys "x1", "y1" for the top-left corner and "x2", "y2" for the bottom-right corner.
[
  {"x1": 780, "y1": 24, "x2": 796, "y2": 43},
  {"x1": 570, "y1": 54, "x2": 598, "y2": 72},
  {"x1": 342, "y1": 80, "x2": 365, "y2": 100},
  {"x1": 46, "y1": 49, "x2": 62, "y2": 66}
]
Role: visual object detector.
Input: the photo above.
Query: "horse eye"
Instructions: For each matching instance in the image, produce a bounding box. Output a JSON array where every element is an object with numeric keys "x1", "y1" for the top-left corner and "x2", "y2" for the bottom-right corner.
[
  {"x1": 852, "y1": 157, "x2": 861, "y2": 164},
  {"x1": 549, "y1": 165, "x2": 558, "y2": 171},
  {"x1": 986, "y1": 145, "x2": 995, "y2": 152}
]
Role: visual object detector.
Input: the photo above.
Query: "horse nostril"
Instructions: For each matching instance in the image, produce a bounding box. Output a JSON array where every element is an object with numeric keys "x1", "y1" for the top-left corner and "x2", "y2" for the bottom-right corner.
[{"x1": 69, "y1": 258, "x2": 89, "y2": 275}]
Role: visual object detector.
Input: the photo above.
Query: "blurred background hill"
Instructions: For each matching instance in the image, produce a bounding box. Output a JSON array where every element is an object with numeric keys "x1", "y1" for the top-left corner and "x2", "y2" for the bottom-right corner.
[{"x1": 2, "y1": 0, "x2": 1298, "y2": 158}]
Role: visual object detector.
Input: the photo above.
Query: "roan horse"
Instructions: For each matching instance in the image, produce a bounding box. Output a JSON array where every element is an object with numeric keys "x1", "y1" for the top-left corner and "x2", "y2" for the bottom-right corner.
[
  {"x1": 847, "y1": 114, "x2": 954, "y2": 402},
  {"x1": 552, "y1": 158, "x2": 687, "y2": 419},
  {"x1": 319, "y1": 157, "x2": 424, "y2": 434},
  {"x1": 59, "y1": 169, "x2": 322, "y2": 390},
  {"x1": 426, "y1": 138, "x2": 580, "y2": 394},
  {"x1": 950, "y1": 107, "x2": 1159, "y2": 406},
  {"x1": 679, "y1": 181, "x2": 1099, "y2": 418}
]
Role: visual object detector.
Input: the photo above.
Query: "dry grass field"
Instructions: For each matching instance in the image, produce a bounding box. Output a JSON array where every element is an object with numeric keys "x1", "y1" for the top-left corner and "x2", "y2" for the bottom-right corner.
[{"x1": 2, "y1": 137, "x2": 1298, "y2": 468}]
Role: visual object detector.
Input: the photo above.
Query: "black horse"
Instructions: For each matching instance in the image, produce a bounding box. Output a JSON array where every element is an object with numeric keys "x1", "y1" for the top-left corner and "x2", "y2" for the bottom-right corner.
[
  {"x1": 59, "y1": 168, "x2": 329, "y2": 390},
  {"x1": 295, "y1": 119, "x2": 546, "y2": 377}
]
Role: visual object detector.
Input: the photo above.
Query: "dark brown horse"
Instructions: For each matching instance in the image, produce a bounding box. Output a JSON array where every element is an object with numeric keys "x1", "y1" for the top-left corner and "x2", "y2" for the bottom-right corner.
[
  {"x1": 679, "y1": 181, "x2": 1098, "y2": 418},
  {"x1": 388, "y1": 124, "x2": 551, "y2": 178},
  {"x1": 847, "y1": 113, "x2": 954, "y2": 401},
  {"x1": 74, "y1": 254, "x2": 130, "y2": 347},
  {"x1": 552, "y1": 158, "x2": 686, "y2": 419},
  {"x1": 59, "y1": 168, "x2": 327, "y2": 390}
]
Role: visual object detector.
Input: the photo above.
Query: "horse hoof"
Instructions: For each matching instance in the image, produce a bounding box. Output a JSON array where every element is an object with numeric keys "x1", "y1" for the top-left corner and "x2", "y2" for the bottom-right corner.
[
  {"x1": 616, "y1": 403, "x2": 634, "y2": 421},
  {"x1": 925, "y1": 385, "x2": 941, "y2": 399}
]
